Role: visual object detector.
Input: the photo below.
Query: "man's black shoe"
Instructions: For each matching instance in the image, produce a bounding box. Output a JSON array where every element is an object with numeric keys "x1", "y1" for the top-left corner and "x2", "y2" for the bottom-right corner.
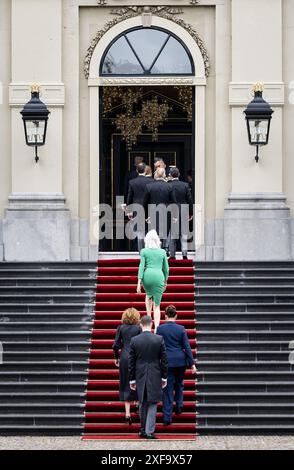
[
  {"x1": 183, "y1": 255, "x2": 188, "y2": 260},
  {"x1": 163, "y1": 421, "x2": 171, "y2": 426},
  {"x1": 139, "y1": 430, "x2": 147, "y2": 438},
  {"x1": 175, "y1": 406, "x2": 183, "y2": 415},
  {"x1": 146, "y1": 434, "x2": 158, "y2": 439}
]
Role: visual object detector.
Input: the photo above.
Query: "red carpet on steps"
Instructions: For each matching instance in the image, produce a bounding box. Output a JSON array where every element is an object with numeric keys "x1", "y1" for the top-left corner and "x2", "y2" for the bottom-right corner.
[{"x1": 83, "y1": 258, "x2": 196, "y2": 441}]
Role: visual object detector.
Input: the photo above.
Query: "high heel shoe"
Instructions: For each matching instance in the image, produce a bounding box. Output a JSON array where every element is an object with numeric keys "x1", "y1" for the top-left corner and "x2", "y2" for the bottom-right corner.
[{"x1": 125, "y1": 415, "x2": 132, "y2": 426}]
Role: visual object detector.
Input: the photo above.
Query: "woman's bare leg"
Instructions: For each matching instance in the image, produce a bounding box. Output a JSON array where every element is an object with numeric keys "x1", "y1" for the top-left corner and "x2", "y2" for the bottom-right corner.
[
  {"x1": 145, "y1": 295, "x2": 153, "y2": 315},
  {"x1": 125, "y1": 401, "x2": 131, "y2": 417},
  {"x1": 153, "y1": 303, "x2": 161, "y2": 333}
]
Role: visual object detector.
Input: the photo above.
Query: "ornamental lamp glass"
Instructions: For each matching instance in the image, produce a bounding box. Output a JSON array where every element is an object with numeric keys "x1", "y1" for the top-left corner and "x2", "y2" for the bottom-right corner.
[
  {"x1": 244, "y1": 83, "x2": 274, "y2": 163},
  {"x1": 20, "y1": 85, "x2": 50, "y2": 163}
]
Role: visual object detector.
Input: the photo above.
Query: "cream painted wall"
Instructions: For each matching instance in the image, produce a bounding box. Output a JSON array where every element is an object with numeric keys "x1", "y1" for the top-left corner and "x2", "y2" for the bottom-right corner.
[
  {"x1": 0, "y1": 0, "x2": 11, "y2": 218},
  {"x1": 232, "y1": 0, "x2": 282, "y2": 83},
  {"x1": 283, "y1": 0, "x2": 294, "y2": 217},
  {"x1": 12, "y1": 0, "x2": 62, "y2": 83},
  {"x1": 10, "y1": 0, "x2": 63, "y2": 195},
  {"x1": 231, "y1": 0, "x2": 283, "y2": 194}
]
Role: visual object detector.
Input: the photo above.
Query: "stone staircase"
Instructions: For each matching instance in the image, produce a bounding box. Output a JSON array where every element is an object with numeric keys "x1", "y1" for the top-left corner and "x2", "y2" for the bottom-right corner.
[
  {"x1": 195, "y1": 261, "x2": 294, "y2": 434},
  {"x1": 1, "y1": 260, "x2": 294, "y2": 436},
  {"x1": 0, "y1": 262, "x2": 96, "y2": 435}
]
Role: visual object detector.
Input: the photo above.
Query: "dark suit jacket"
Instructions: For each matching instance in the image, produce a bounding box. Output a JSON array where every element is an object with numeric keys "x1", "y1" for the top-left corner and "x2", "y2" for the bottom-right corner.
[
  {"x1": 129, "y1": 331, "x2": 168, "y2": 403},
  {"x1": 169, "y1": 179, "x2": 193, "y2": 216},
  {"x1": 124, "y1": 167, "x2": 138, "y2": 203},
  {"x1": 126, "y1": 175, "x2": 154, "y2": 207},
  {"x1": 157, "y1": 322, "x2": 195, "y2": 368},
  {"x1": 143, "y1": 179, "x2": 177, "y2": 218}
]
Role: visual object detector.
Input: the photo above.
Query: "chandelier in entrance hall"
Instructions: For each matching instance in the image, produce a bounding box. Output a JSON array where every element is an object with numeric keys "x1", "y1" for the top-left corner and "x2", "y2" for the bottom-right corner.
[{"x1": 103, "y1": 86, "x2": 192, "y2": 149}]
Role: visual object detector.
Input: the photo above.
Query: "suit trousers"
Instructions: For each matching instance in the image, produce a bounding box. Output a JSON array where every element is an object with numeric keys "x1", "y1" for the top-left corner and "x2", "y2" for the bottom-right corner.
[
  {"x1": 139, "y1": 401, "x2": 158, "y2": 435},
  {"x1": 162, "y1": 366, "x2": 186, "y2": 423},
  {"x1": 168, "y1": 232, "x2": 188, "y2": 258}
]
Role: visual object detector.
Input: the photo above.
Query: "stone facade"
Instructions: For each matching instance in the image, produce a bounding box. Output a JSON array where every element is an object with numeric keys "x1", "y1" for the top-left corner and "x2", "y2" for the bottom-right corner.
[{"x1": 0, "y1": 0, "x2": 293, "y2": 261}]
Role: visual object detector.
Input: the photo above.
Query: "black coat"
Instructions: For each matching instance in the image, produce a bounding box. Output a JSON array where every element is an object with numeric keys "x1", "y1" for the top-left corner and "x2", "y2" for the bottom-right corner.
[
  {"x1": 129, "y1": 331, "x2": 168, "y2": 403},
  {"x1": 126, "y1": 175, "x2": 154, "y2": 207},
  {"x1": 143, "y1": 179, "x2": 177, "y2": 215},
  {"x1": 112, "y1": 324, "x2": 141, "y2": 401},
  {"x1": 169, "y1": 179, "x2": 193, "y2": 216},
  {"x1": 124, "y1": 167, "x2": 138, "y2": 203}
]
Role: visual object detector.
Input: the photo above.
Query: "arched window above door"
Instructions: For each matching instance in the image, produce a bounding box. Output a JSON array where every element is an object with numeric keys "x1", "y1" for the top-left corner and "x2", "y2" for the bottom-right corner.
[{"x1": 100, "y1": 27, "x2": 194, "y2": 76}]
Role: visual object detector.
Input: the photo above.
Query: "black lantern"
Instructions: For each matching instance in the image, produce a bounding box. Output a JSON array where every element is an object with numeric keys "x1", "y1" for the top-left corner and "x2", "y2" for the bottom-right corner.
[
  {"x1": 244, "y1": 83, "x2": 274, "y2": 163},
  {"x1": 20, "y1": 85, "x2": 50, "y2": 163}
]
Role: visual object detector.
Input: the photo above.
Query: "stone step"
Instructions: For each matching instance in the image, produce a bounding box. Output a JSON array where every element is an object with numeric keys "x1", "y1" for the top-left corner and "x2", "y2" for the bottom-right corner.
[{"x1": 196, "y1": 277, "x2": 294, "y2": 286}]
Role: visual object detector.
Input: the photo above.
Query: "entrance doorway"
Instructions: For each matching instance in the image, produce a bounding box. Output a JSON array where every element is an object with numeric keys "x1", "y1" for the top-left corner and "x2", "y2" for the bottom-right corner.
[{"x1": 99, "y1": 86, "x2": 194, "y2": 252}]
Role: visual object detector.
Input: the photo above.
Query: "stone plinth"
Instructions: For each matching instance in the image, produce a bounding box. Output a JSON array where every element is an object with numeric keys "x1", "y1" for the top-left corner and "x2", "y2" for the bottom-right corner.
[
  {"x1": 3, "y1": 193, "x2": 70, "y2": 261},
  {"x1": 224, "y1": 193, "x2": 291, "y2": 261}
]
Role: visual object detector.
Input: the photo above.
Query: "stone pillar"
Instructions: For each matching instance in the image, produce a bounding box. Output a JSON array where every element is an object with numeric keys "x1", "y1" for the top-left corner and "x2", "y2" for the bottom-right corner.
[
  {"x1": 225, "y1": 0, "x2": 289, "y2": 260},
  {"x1": 3, "y1": 0, "x2": 69, "y2": 261}
]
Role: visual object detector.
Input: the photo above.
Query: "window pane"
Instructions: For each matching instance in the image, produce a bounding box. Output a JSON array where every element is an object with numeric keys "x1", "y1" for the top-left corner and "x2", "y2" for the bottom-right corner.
[
  {"x1": 151, "y1": 37, "x2": 192, "y2": 74},
  {"x1": 126, "y1": 29, "x2": 168, "y2": 70},
  {"x1": 248, "y1": 119, "x2": 269, "y2": 144},
  {"x1": 102, "y1": 36, "x2": 144, "y2": 74}
]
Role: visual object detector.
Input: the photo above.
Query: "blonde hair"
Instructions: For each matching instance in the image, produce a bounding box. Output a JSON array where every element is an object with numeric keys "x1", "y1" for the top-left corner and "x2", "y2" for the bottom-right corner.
[
  {"x1": 145, "y1": 165, "x2": 152, "y2": 176},
  {"x1": 121, "y1": 308, "x2": 141, "y2": 325},
  {"x1": 144, "y1": 230, "x2": 161, "y2": 249},
  {"x1": 154, "y1": 168, "x2": 166, "y2": 180}
]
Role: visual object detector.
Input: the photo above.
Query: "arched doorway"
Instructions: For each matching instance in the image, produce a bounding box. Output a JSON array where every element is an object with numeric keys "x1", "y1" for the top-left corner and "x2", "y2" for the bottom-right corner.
[{"x1": 87, "y1": 15, "x2": 206, "y2": 254}]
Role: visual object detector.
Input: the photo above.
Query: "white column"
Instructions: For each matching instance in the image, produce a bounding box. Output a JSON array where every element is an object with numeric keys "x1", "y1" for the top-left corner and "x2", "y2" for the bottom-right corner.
[{"x1": 89, "y1": 85, "x2": 100, "y2": 254}]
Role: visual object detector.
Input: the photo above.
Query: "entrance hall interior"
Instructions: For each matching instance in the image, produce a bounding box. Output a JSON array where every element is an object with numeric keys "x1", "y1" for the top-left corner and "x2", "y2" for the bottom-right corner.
[{"x1": 99, "y1": 85, "x2": 194, "y2": 251}]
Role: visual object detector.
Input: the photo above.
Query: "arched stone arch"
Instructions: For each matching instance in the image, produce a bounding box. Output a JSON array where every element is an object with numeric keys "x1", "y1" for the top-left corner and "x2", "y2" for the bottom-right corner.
[
  {"x1": 87, "y1": 14, "x2": 207, "y2": 253},
  {"x1": 86, "y1": 15, "x2": 208, "y2": 82}
]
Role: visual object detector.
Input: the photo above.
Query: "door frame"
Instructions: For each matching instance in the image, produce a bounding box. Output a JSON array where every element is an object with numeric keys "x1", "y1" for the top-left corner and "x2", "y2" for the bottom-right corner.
[{"x1": 88, "y1": 16, "x2": 206, "y2": 254}]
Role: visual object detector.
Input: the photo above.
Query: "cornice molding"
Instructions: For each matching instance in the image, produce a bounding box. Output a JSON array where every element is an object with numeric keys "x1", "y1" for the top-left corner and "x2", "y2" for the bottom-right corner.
[
  {"x1": 9, "y1": 83, "x2": 65, "y2": 107},
  {"x1": 99, "y1": 77, "x2": 195, "y2": 86},
  {"x1": 229, "y1": 82, "x2": 285, "y2": 106}
]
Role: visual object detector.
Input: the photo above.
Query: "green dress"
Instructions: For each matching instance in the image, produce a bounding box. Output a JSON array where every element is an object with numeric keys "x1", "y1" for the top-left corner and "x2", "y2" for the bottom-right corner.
[{"x1": 138, "y1": 248, "x2": 169, "y2": 306}]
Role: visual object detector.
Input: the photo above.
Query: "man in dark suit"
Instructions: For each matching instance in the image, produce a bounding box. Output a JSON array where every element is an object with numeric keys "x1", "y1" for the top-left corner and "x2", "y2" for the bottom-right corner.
[
  {"x1": 129, "y1": 315, "x2": 168, "y2": 439},
  {"x1": 168, "y1": 167, "x2": 193, "y2": 260},
  {"x1": 143, "y1": 167, "x2": 177, "y2": 252},
  {"x1": 126, "y1": 163, "x2": 154, "y2": 252},
  {"x1": 123, "y1": 156, "x2": 144, "y2": 204},
  {"x1": 157, "y1": 305, "x2": 196, "y2": 426}
]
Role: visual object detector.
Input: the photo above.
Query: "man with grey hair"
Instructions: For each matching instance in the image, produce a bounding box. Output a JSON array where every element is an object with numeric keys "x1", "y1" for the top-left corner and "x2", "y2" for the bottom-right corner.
[
  {"x1": 129, "y1": 315, "x2": 168, "y2": 439},
  {"x1": 154, "y1": 157, "x2": 171, "y2": 178}
]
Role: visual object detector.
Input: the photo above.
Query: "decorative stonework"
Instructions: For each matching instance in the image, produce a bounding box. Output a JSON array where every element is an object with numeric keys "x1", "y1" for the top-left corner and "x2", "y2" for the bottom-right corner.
[
  {"x1": 100, "y1": 77, "x2": 194, "y2": 86},
  {"x1": 84, "y1": 6, "x2": 209, "y2": 79},
  {"x1": 96, "y1": 1, "x2": 199, "y2": 5}
]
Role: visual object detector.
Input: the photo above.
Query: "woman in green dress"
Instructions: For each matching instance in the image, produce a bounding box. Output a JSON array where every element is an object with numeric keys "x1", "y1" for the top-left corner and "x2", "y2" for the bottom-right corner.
[{"x1": 137, "y1": 230, "x2": 169, "y2": 332}]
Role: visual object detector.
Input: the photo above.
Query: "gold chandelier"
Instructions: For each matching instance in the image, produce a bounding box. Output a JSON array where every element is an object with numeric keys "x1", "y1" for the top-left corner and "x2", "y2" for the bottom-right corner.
[{"x1": 103, "y1": 86, "x2": 193, "y2": 149}]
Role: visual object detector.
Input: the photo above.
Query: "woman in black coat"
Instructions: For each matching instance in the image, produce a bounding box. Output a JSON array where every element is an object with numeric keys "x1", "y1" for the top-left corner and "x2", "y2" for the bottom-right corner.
[{"x1": 112, "y1": 308, "x2": 141, "y2": 425}]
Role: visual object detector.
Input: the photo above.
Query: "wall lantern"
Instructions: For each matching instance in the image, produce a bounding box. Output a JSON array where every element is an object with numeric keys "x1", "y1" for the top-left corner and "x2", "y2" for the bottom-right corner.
[
  {"x1": 20, "y1": 84, "x2": 50, "y2": 163},
  {"x1": 244, "y1": 83, "x2": 274, "y2": 163}
]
